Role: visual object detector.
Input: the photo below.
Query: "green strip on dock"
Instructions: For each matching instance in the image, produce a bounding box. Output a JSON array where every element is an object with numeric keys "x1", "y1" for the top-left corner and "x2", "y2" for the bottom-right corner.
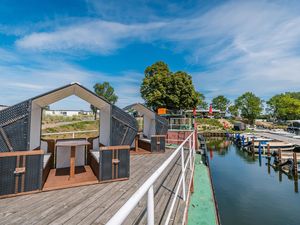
[{"x1": 188, "y1": 154, "x2": 219, "y2": 225}]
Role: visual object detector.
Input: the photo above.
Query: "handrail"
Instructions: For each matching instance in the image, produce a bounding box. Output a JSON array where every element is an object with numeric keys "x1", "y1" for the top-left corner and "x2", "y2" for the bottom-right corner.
[
  {"x1": 106, "y1": 130, "x2": 196, "y2": 225},
  {"x1": 42, "y1": 130, "x2": 98, "y2": 136}
]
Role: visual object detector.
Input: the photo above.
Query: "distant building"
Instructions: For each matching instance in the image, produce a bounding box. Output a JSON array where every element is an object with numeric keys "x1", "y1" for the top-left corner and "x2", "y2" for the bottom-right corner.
[
  {"x1": 0, "y1": 105, "x2": 8, "y2": 111},
  {"x1": 44, "y1": 109, "x2": 93, "y2": 117},
  {"x1": 185, "y1": 109, "x2": 226, "y2": 118}
]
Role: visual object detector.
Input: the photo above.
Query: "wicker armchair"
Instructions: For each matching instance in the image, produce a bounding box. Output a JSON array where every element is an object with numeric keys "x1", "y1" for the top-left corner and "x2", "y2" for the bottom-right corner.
[
  {"x1": 0, "y1": 150, "x2": 43, "y2": 197},
  {"x1": 89, "y1": 145, "x2": 130, "y2": 182}
]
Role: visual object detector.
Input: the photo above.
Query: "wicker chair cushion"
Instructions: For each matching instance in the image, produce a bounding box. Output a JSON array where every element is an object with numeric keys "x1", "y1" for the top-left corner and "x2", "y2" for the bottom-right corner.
[
  {"x1": 40, "y1": 140, "x2": 48, "y2": 154},
  {"x1": 140, "y1": 138, "x2": 151, "y2": 143},
  {"x1": 93, "y1": 138, "x2": 100, "y2": 151},
  {"x1": 43, "y1": 153, "x2": 52, "y2": 169},
  {"x1": 90, "y1": 150, "x2": 100, "y2": 163}
]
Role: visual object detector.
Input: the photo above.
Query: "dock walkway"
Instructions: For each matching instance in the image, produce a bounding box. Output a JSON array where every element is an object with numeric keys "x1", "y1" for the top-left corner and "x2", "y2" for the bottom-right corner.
[
  {"x1": 259, "y1": 132, "x2": 300, "y2": 146},
  {"x1": 187, "y1": 154, "x2": 219, "y2": 225},
  {"x1": 0, "y1": 148, "x2": 192, "y2": 225}
]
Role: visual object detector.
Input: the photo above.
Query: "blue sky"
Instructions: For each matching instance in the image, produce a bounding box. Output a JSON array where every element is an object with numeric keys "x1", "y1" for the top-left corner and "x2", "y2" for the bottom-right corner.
[{"x1": 1, "y1": 0, "x2": 300, "y2": 110}]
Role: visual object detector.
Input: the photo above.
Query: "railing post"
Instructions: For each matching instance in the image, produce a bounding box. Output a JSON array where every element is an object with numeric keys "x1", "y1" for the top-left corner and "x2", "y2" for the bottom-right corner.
[
  {"x1": 192, "y1": 130, "x2": 196, "y2": 154},
  {"x1": 181, "y1": 147, "x2": 186, "y2": 201},
  {"x1": 189, "y1": 137, "x2": 192, "y2": 169},
  {"x1": 147, "y1": 185, "x2": 155, "y2": 225}
]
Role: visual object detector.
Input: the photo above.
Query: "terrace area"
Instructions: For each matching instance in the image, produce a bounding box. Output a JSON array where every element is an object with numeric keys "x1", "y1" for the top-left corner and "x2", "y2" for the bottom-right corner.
[{"x1": 0, "y1": 148, "x2": 192, "y2": 225}]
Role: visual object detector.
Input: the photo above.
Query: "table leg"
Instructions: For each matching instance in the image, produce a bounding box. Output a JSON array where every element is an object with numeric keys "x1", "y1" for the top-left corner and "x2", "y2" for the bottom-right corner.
[
  {"x1": 135, "y1": 135, "x2": 139, "y2": 152},
  {"x1": 70, "y1": 146, "x2": 76, "y2": 179}
]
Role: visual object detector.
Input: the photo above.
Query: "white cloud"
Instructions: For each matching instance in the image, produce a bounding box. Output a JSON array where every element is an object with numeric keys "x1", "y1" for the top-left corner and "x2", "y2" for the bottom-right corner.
[
  {"x1": 4, "y1": 0, "x2": 300, "y2": 105},
  {"x1": 16, "y1": 20, "x2": 166, "y2": 54},
  {"x1": 0, "y1": 49, "x2": 143, "y2": 109}
]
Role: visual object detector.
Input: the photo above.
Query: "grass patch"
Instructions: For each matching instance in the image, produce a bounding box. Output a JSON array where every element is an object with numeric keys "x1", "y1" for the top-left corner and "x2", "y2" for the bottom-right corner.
[{"x1": 42, "y1": 120, "x2": 99, "y2": 139}]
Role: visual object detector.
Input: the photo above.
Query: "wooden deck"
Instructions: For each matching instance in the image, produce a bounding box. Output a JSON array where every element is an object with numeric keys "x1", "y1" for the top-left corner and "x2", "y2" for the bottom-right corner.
[{"x1": 0, "y1": 148, "x2": 192, "y2": 225}]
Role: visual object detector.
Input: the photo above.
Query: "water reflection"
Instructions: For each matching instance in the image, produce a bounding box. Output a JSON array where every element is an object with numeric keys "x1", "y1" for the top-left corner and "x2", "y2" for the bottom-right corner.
[{"x1": 208, "y1": 138, "x2": 300, "y2": 225}]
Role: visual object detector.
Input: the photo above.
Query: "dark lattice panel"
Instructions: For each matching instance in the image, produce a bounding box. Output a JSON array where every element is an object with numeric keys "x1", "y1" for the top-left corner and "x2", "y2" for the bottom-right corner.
[
  {"x1": 0, "y1": 156, "x2": 16, "y2": 195},
  {"x1": 0, "y1": 101, "x2": 30, "y2": 125},
  {"x1": 155, "y1": 114, "x2": 168, "y2": 135},
  {"x1": 0, "y1": 101, "x2": 30, "y2": 152},
  {"x1": 0, "y1": 136, "x2": 9, "y2": 152},
  {"x1": 3, "y1": 118, "x2": 29, "y2": 151},
  {"x1": 99, "y1": 149, "x2": 130, "y2": 181},
  {"x1": 111, "y1": 105, "x2": 138, "y2": 146},
  {"x1": 24, "y1": 155, "x2": 43, "y2": 192}
]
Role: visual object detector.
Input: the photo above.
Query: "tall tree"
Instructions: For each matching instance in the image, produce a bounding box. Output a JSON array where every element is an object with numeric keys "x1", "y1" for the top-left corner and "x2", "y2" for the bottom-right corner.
[
  {"x1": 267, "y1": 93, "x2": 300, "y2": 121},
  {"x1": 198, "y1": 93, "x2": 208, "y2": 109},
  {"x1": 235, "y1": 92, "x2": 263, "y2": 124},
  {"x1": 228, "y1": 105, "x2": 239, "y2": 117},
  {"x1": 91, "y1": 82, "x2": 118, "y2": 119},
  {"x1": 212, "y1": 95, "x2": 230, "y2": 112},
  {"x1": 140, "y1": 61, "x2": 201, "y2": 110}
]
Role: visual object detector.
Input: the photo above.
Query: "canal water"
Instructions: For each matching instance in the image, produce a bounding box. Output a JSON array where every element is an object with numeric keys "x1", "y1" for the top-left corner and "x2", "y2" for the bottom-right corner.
[{"x1": 208, "y1": 138, "x2": 300, "y2": 225}]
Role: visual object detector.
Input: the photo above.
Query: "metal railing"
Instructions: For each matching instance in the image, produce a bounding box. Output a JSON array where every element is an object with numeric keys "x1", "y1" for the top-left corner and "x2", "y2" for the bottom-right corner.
[
  {"x1": 42, "y1": 130, "x2": 98, "y2": 138},
  {"x1": 106, "y1": 130, "x2": 196, "y2": 225}
]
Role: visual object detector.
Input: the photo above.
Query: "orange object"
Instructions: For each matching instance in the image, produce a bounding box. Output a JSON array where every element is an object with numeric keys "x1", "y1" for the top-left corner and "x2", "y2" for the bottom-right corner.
[{"x1": 157, "y1": 108, "x2": 167, "y2": 115}]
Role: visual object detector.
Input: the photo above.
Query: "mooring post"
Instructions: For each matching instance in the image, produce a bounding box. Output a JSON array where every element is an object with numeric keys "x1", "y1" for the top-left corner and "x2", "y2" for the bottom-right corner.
[
  {"x1": 278, "y1": 148, "x2": 282, "y2": 164},
  {"x1": 251, "y1": 138, "x2": 255, "y2": 157},
  {"x1": 258, "y1": 142, "x2": 262, "y2": 158},
  {"x1": 279, "y1": 170, "x2": 282, "y2": 182},
  {"x1": 294, "y1": 176, "x2": 298, "y2": 193},
  {"x1": 267, "y1": 144, "x2": 270, "y2": 157},
  {"x1": 293, "y1": 152, "x2": 298, "y2": 176},
  {"x1": 242, "y1": 135, "x2": 245, "y2": 148}
]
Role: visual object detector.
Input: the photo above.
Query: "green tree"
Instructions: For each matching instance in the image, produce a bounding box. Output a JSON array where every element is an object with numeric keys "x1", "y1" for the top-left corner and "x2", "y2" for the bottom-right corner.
[
  {"x1": 235, "y1": 92, "x2": 263, "y2": 124},
  {"x1": 212, "y1": 95, "x2": 230, "y2": 112},
  {"x1": 198, "y1": 93, "x2": 208, "y2": 109},
  {"x1": 91, "y1": 82, "x2": 118, "y2": 119},
  {"x1": 228, "y1": 105, "x2": 239, "y2": 117},
  {"x1": 140, "y1": 61, "x2": 201, "y2": 110},
  {"x1": 267, "y1": 93, "x2": 300, "y2": 121}
]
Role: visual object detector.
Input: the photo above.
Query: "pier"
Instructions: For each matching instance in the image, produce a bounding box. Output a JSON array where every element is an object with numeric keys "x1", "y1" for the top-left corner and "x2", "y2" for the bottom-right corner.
[{"x1": 258, "y1": 132, "x2": 300, "y2": 147}]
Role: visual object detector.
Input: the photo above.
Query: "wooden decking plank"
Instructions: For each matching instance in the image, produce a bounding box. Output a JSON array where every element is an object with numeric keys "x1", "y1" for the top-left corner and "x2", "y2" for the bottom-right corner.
[
  {"x1": 1, "y1": 185, "x2": 98, "y2": 225},
  {"x1": 159, "y1": 154, "x2": 192, "y2": 225},
  {"x1": 172, "y1": 167, "x2": 192, "y2": 225},
  {"x1": 78, "y1": 153, "x2": 170, "y2": 225},
  {"x1": 0, "y1": 149, "x2": 190, "y2": 225},
  {"x1": 123, "y1": 150, "x2": 189, "y2": 225},
  {"x1": 155, "y1": 150, "x2": 190, "y2": 225},
  {"x1": 38, "y1": 155, "x2": 152, "y2": 225},
  {"x1": 122, "y1": 154, "x2": 181, "y2": 225},
  {"x1": 127, "y1": 154, "x2": 182, "y2": 225},
  {"x1": 46, "y1": 155, "x2": 155, "y2": 225},
  {"x1": 0, "y1": 154, "x2": 143, "y2": 224}
]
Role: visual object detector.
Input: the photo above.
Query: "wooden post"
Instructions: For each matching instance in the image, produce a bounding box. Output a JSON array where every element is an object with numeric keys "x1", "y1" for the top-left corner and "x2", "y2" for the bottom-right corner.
[
  {"x1": 294, "y1": 176, "x2": 298, "y2": 193},
  {"x1": 251, "y1": 138, "x2": 255, "y2": 158},
  {"x1": 267, "y1": 144, "x2": 271, "y2": 174},
  {"x1": 278, "y1": 148, "x2": 282, "y2": 164},
  {"x1": 135, "y1": 134, "x2": 139, "y2": 152},
  {"x1": 279, "y1": 170, "x2": 282, "y2": 182},
  {"x1": 293, "y1": 152, "x2": 298, "y2": 176},
  {"x1": 70, "y1": 146, "x2": 76, "y2": 179}
]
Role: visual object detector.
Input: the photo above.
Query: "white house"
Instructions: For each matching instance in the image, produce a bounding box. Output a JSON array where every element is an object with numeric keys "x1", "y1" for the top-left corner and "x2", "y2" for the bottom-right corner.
[
  {"x1": 0, "y1": 105, "x2": 8, "y2": 111},
  {"x1": 44, "y1": 109, "x2": 93, "y2": 117}
]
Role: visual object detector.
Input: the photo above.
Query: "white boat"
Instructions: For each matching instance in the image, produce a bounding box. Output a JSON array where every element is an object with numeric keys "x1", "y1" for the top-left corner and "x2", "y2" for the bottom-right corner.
[{"x1": 253, "y1": 141, "x2": 295, "y2": 153}]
